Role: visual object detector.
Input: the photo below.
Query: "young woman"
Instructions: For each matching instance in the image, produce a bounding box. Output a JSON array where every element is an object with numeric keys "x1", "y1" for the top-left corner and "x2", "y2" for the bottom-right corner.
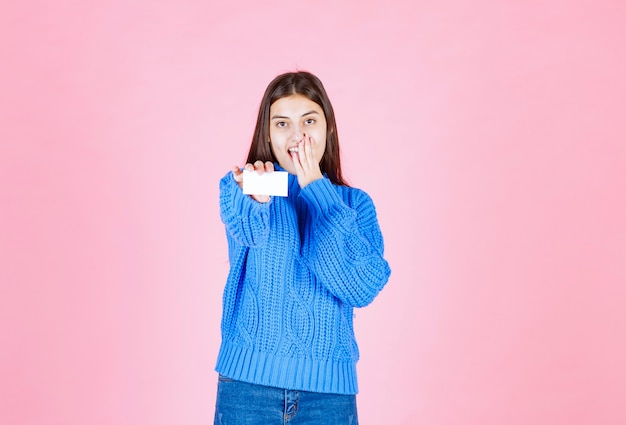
[{"x1": 214, "y1": 71, "x2": 391, "y2": 424}]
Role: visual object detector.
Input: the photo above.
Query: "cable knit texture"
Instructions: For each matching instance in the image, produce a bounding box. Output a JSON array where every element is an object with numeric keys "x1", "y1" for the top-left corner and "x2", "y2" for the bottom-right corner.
[{"x1": 216, "y1": 165, "x2": 391, "y2": 394}]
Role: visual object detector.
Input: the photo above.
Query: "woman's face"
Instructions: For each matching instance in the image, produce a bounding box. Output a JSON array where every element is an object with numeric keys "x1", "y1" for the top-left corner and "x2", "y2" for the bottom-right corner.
[{"x1": 268, "y1": 94, "x2": 327, "y2": 175}]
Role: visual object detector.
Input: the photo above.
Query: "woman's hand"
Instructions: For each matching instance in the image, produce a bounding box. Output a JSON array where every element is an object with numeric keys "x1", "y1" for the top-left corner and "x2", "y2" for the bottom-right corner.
[
  {"x1": 291, "y1": 135, "x2": 323, "y2": 188},
  {"x1": 232, "y1": 160, "x2": 274, "y2": 203}
]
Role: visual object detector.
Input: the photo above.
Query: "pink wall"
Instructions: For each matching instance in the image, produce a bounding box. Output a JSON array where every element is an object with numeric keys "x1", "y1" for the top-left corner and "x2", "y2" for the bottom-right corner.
[{"x1": 1, "y1": 1, "x2": 624, "y2": 424}]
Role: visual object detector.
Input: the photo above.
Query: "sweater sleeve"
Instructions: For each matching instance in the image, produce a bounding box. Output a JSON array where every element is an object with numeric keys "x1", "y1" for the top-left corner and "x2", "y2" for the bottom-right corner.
[
  {"x1": 219, "y1": 171, "x2": 271, "y2": 247},
  {"x1": 299, "y1": 178, "x2": 391, "y2": 307}
]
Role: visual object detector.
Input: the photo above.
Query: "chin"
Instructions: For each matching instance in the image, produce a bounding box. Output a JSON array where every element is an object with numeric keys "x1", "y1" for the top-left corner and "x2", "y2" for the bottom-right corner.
[{"x1": 277, "y1": 161, "x2": 295, "y2": 175}]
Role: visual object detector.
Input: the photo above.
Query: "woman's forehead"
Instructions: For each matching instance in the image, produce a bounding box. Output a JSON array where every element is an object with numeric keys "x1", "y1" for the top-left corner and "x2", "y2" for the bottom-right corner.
[{"x1": 270, "y1": 94, "x2": 324, "y2": 115}]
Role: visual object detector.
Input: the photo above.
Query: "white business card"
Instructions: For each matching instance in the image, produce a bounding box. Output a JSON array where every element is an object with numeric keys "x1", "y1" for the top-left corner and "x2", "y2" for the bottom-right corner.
[{"x1": 242, "y1": 170, "x2": 288, "y2": 197}]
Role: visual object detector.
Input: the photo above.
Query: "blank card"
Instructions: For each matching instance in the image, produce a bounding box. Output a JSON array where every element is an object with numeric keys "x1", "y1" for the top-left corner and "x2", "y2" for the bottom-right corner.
[{"x1": 242, "y1": 170, "x2": 288, "y2": 197}]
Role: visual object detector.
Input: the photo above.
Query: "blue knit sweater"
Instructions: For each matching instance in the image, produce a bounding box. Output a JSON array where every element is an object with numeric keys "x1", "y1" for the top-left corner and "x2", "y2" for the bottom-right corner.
[{"x1": 215, "y1": 165, "x2": 391, "y2": 394}]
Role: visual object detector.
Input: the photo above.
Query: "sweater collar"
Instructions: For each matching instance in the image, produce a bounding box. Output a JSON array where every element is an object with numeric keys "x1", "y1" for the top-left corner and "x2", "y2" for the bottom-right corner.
[{"x1": 274, "y1": 163, "x2": 300, "y2": 195}]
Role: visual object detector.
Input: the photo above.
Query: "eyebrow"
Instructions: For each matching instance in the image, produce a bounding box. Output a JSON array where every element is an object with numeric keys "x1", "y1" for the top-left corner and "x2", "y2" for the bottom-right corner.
[{"x1": 270, "y1": 110, "x2": 320, "y2": 120}]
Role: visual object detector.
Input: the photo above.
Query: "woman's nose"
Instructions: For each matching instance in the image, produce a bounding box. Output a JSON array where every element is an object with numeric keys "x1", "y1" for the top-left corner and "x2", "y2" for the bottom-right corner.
[{"x1": 291, "y1": 126, "x2": 304, "y2": 141}]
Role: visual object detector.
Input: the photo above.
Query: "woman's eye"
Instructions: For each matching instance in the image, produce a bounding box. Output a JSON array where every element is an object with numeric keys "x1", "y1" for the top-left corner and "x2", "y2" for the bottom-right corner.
[
  {"x1": 304, "y1": 118, "x2": 315, "y2": 125},
  {"x1": 276, "y1": 121, "x2": 287, "y2": 128}
]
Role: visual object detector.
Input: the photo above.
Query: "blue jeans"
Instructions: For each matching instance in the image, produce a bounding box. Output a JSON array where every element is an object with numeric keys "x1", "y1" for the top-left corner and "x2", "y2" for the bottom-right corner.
[{"x1": 214, "y1": 375, "x2": 359, "y2": 425}]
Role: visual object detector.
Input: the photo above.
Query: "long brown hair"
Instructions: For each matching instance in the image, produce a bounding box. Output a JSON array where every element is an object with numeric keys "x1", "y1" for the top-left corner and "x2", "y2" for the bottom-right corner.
[{"x1": 246, "y1": 71, "x2": 349, "y2": 186}]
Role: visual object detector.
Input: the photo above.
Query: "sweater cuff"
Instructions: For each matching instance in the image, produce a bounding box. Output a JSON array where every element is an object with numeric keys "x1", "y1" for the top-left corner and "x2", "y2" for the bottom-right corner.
[{"x1": 299, "y1": 178, "x2": 343, "y2": 217}]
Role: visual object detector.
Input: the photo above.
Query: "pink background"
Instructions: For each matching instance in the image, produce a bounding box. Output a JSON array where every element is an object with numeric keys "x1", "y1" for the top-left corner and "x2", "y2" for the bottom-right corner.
[{"x1": 2, "y1": 1, "x2": 625, "y2": 424}]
